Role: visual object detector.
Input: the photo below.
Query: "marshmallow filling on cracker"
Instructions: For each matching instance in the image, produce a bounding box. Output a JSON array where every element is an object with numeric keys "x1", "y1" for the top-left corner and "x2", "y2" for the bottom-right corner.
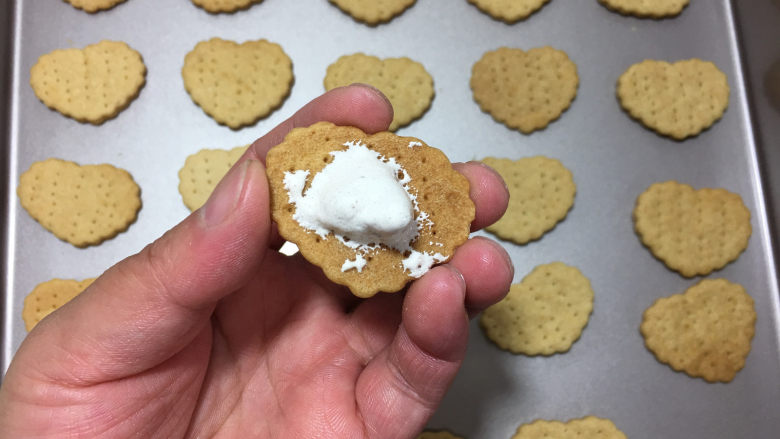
[{"x1": 283, "y1": 140, "x2": 446, "y2": 278}]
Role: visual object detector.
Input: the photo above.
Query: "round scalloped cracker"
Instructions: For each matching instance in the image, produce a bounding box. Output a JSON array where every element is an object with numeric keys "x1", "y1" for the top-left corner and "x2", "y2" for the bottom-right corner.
[
  {"x1": 178, "y1": 145, "x2": 249, "y2": 211},
  {"x1": 266, "y1": 122, "x2": 474, "y2": 298},
  {"x1": 23, "y1": 278, "x2": 95, "y2": 331},
  {"x1": 641, "y1": 278, "x2": 756, "y2": 383},
  {"x1": 328, "y1": 0, "x2": 416, "y2": 25},
  {"x1": 480, "y1": 262, "x2": 594, "y2": 355},
  {"x1": 482, "y1": 156, "x2": 575, "y2": 244},
  {"x1": 30, "y1": 40, "x2": 146, "y2": 124},
  {"x1": 17, "y1": 158, "x2": 141, "y2": 248},
  {"x1": 512, "y1": 416, "x2": 627, "y2": 439},
  {"x1": 63, "y1": 0, "x2": 127, "y2": 13},
  {"x1": 417, "y1": 431, "x2": 464, "y2": 439},
  {"x1": 617, "y1": 59, "x2": 729, "y2": 140},
  {"x1": 467, "y1": 0, "x2": 551, "y2": 23},
  {"x1": 633, "y1": 181, "x2": 751, "y2": 277},
  {"x1": 324, "y1": 54, "x2": 434, "y2": 132},
  {"x1": 598, "y1": 0, "x2": 689, "y2": 18},
  {"x1": 182, "y1": 38, "x2": 293, "y2": 129},
  {"x1": 191, "y1": 0, "x2": 262, "y2": 13},
  {"x1": 471, "y1": 47, "x2": 579, "y2": 133}
]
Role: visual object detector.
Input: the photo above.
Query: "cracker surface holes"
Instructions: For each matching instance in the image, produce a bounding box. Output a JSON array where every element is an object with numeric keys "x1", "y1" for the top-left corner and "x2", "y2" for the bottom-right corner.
[
  {"x1": 324, "y1": 53, "x2": 434, "y2": 131},
  {"x1": 179, "y1": 145, "x2": 248, "y2": 211},
  {"x1": 512, "y1": 416, "x2": 628, "y2": 439},
  {"x1": 482, "y1": 156, "x2": 575, "y2": 244},
  {"x1": 18, "y1": 158, "x2": 141, "y2": 247},
  {"x1": 30, "y1": 40, "x2": 146, "y2": 124},
  {"x1": 641, "y1": 278, "x2": 756, "y2": 382},
  {"x1": 617, "y1": 59, "x2": 729, "y2": 139},
  {"x1": 182, "y1": 38, "x2": 293, "y2": 129},
  {"x1": 481, "y1": 262, "x2": 594, "y2": 355},
  {"x1": 633, "y1": 181, "x2": 751, "y2": 277},
  {"x1": 23, "y1": 278, "x2": 95, "y2": 331},
  {"x1": 471, "y1": 47, "x2": 578, "y2": 133}
]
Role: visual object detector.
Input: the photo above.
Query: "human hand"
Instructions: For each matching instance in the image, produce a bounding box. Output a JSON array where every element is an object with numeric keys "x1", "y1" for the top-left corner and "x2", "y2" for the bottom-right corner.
[{"x1": 0, "y1": 84, "x2": 513, "y2": 439}]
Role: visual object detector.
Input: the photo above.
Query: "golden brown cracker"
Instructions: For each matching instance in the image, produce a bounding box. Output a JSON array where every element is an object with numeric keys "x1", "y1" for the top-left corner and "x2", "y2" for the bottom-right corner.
[
  {"x1": 17, "y1": 158, "x2": 142, "y2": 248},
  {"x1": 633, "y1": 181, "x2": 751, "y2": 277},
  {"x1": 471, "y1": 47, "x2": 578, "y2": 133},
  {"x1": 30, "y1": 40, "x2": 146, "y2": 124},
  {"x1": 63, "y1": 0, "x2": 126, "y2": 13},
  {"x1": 182, "y1": 38, "x2": 293, "y2": 129},
  {"x1": 468, "y1": 0, "x2": 551, "y2": 23},
  {"x1": 178, "y1": 145, "x2": 249, "y2": 211},
  {"x1": 617, "y1": 59, "x2": 729, "y2": 140},
  {"x1": 23, "y1": 278, "x2": 95, "y2": 331},
  {"x1": 599, "y1": 0, "x2": 689, "y2": 18},
  {"x1": 641, "y1": 278, "x2": 756, "y2": 382},
  {"x1": 482, "y1": 156, "x2": 575, "y2": 244},
  {"x1": 481, "y1": 262, "x2": 594, "y2": 355},
  {"x1": 266, "y1": 122, "x2": 474, "y2": 298},
  {"x1": 329, "y1": 0, "x2": 416, "y2": 25},
  {"x1": 512, "y1": 416, "x2": 627, "y2": 439},
  {"x1": 324, "y1": 53, "x2": 434, "y2": 131},
  {"x1": 417, "y1": 431, "x2": 464, "y2": 439},
  {"x1": 191, "y1": 0, "x2": 262, "y2": 13}
]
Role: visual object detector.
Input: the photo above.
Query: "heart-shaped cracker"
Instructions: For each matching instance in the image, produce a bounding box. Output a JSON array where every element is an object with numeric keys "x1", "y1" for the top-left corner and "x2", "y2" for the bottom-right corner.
[
  {"x1": 23, "y1": 278, "x2": 95, "y2": 331},
  {"x1": 17, "y1": 158, "x2": 141, "y2": 248},
  {"x1": 178, "y1": 145, "x2": 248, "y2": 211},
  {"x1": 324, "y1": 53, "x2": 434, "y2": 131},
  {"x1": 30, "y1": 40, "x2": 146, "y2": 124},
  {"x1": 329, "y1": 0, "x2": 416, "y2": 25},
  {"x1": 599, "y1": 0, "x2": 689, "y2": 18},
  {"x1": 617, "y1": 59, "x2": 729, "y2": 139},
  {"x1": 512, "y1": 417, "x2": 627, "y2": 439},
  {"x1": 633, "y1": 181, "x2": 751, "y2": 277},
  {"x1": 641, "y1": 278, "x2": 756, "y2": 382},
  {"x1": 191, "y1": 0, "x2": 262, "y2": 13},
  {"x1": 417, "y1": 431, "x2": 463, "y2": 439},
  {"x1": 480, "y1": 262, "x2": 594, "y2": 355},
  {"x1": 481, "y1": 156, "x2": 576, "y2": 244},
  {"x1": 471, "y1": 47, "x2": 578, "y2": 133},
  {"x1": 64, "y1": 0, "x2": 127, "y2": 13},
  {"x1": 182, "y1": 38, "x2": 293, "y2": 129},
  {"x1": 266, "y1": 122, "x2": 474, "y2": 298},
  {"x1": 467, "y1": 0, "x2": 551, "y2": 23}
]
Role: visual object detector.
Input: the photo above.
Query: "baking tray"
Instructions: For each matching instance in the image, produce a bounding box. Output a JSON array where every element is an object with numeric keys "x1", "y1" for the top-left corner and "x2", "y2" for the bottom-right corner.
[{"x1": 2, "y1": 0, "x2": 779, "y2": 437}]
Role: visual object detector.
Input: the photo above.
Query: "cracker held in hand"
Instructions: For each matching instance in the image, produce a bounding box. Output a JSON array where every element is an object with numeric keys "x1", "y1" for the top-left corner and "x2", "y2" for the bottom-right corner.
[
  {"x1": 633, "y1": 181, "x2": 751, "y2": 277},
  {"x1": 482, "y1": 156, "x2": 575, "y2": 244},
  {"x1": 641, "y1": 278, "x2": 756, "y2": 382},
  {"x1": 324, "y1": 54, "x2": 434, "y2": 131},
  {"x1": 191, "y1": 0, "x2": 262, "y2": 13},
  {"x1": 467, "y1": 0, "x2": 551, "y2": 23},
  {"x1": 512, "y1": 416, "x2": 627, "y2": 439},
  {"x1": 266, "y1": 122, "x2": 474, "y2": 298},
  {"x1": 471, "y1": 47, "x2": 578, "y2": 133},
  {"x1": 182, "y1": 38, "x2": 293, "y2": 129},
  {"x1": 481, "y1": 262, "x2": 594, "y2": 355},
  {"x1": 17, "y1": 159, "x2": 141, "y2": 247},
  {"x1": 63, "y1": 0, "x2": 126, "y2": 13},
  {"x1": 617, "y1": 59, "x2": 729, "y2": 139},
  {"x1": 179, "y1": 145, "x2": 248, "y2": 211},
  {"x1": 599, "y1": 0, "x2": 689, "y2": 18},
  {"x1": 23, "y1": 278, "x2": 95, "y2": 331},
  {"x1": 328, "y1": 0, "x2": 416, "y2": 25},
  {"x1": 417, "y1": 431, "x2": 464, "y2": 439},
  {"x1": 30, "y1": 40, "x2": 146, "y2": 124}
]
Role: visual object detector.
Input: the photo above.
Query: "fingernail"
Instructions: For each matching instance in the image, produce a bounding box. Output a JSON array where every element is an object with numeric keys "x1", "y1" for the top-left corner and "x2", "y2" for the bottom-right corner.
[
  {"x1": 477, "y1": 161, "x2": 509, "y2": 193},
  {"x1": 350, "y1": 83, "x2": 392, "y2": 107},
  {"x1": 201, "y1": 160, "x2": 251, "y2": 227}
]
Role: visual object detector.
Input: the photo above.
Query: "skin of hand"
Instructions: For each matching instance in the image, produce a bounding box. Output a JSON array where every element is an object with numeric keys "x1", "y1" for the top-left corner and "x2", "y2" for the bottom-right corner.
[{"x1": 0, "y1": 84, "x2": 513, "y2": 439}]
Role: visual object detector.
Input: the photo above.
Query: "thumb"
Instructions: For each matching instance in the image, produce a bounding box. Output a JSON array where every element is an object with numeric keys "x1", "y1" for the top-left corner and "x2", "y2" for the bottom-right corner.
[{"x1": 15, "y1": 158, "x2": 270, "y2": 384}]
